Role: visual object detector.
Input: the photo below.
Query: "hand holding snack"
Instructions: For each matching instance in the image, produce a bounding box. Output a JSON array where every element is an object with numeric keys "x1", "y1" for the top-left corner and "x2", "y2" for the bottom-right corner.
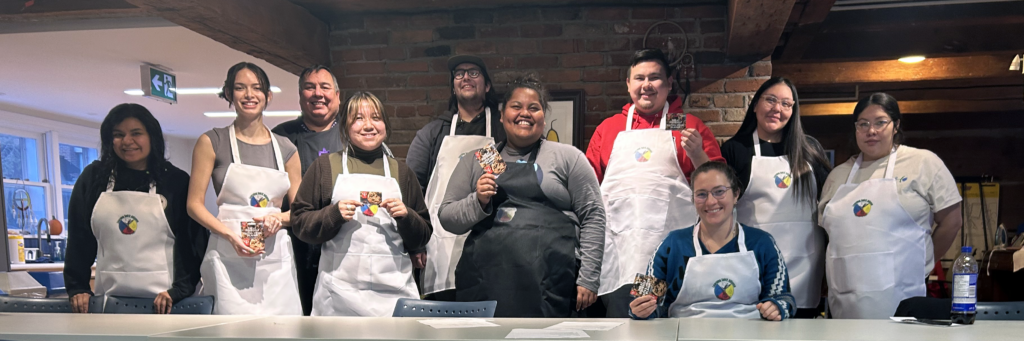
[
  {"x1": 629, "y1": 294, "x2": 659, "y2": 319},
  {"x1": 240, "y1": 221, "x2": 266, "y2": 254},
  {"x1": 475, "y1": 143, "x2": 507, "y2": 176},
  {"x1": 254, "y1": 214, "x2": 282, "y2": 238},
  {"x1": 228, "y1": 232, "x2": 259, "y2": 257},
  {"x1": 382, "y1": 198, "x2": 408, "y2": 218},
  {"x1": 476, "y1": 173, "x2": 498, "y2": 207},
  {"x1": 337, "y1": 200, "x2": 361, "y2": 221}
]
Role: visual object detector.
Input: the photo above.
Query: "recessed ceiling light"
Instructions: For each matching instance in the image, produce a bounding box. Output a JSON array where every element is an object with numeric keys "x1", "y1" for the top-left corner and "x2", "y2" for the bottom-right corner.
[
  {"x1": 203, "y1": 111, "x2": 300, "y2": 118},
  {"x1": 125, "y1": 86, "x2": 282, "y2": 96},
  {"x1": 898, "y1": 56, "x2": 926, "y2": 63}
]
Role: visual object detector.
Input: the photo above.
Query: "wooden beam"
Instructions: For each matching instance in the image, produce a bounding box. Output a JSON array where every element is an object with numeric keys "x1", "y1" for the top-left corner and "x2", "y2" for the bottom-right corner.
[
  {"x1": 801, "y1": 99, "x2": 1024, "y2": 117},
  {"x1": 779, "y1": 0, "x2": 835, "y2": 60},
  {"x1": 0, "y1": 0, "x2": 150, "y2": 21},
  {"x1": 125, "y1": 0, "x2": 330, "y2": 75},
  {"x1": 726, "y1": 0, "x2": 798, "y2": 58},
  {"x1": 776, "y1": 55, "x2": 1019, "y2": 86}
]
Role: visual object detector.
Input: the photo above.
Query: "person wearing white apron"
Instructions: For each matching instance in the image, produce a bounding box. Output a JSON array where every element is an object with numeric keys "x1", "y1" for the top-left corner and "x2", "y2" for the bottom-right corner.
[
  {"x1": 721, "y1": 77, "x2": 833, "y2": 317},
  {"x1": 66, "y1": 103, "x2": 205, "y2": 314},
  {"x1": 421, "y1": 111, "x2": 494, "y2": 298},
  {"x1": 290, "y1": 91, "x2": 431, "y2": 316},
  {"x1": 629, "y1": 162, "x2": 795, "y2": 320},
  {"x1": 820, "y1": 93, "x2": 962, "y2": 319},
  {"x1": 188, "y1": 62, "x2": 303, "y2": 315},
  {"x1": 588, "y1": 49, "x2": 723, "y2": 317}
]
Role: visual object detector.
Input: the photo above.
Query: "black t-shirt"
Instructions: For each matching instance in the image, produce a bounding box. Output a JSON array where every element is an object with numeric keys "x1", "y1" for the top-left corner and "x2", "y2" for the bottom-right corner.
[
  {"x1": 64, "y1": 161, "x2": 207, "y2": 303},
  {"x1": 720, "y1": 134, "x2": 831, "y2": 198},
  {"x1": 272, "y1": 118, "x2": 346, "y2": 175}
]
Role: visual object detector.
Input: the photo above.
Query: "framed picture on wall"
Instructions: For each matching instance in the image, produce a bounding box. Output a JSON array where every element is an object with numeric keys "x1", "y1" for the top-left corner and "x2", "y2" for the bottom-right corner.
[{"x1": 544, "y1": 89, "x2": 586, "y2": 150}]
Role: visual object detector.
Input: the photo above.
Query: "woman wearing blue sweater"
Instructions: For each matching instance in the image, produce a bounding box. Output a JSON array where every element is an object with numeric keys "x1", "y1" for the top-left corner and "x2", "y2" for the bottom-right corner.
[{"x1": 629, "y1": 162, "x2": 796, "y2": 320}]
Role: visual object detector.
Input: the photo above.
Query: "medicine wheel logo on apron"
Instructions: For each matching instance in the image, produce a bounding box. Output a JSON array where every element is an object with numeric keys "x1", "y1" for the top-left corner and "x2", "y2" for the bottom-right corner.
[
  {"x1": 118, "y1": 214, "x2": 139, "y2": 235},
  {"x1": 249, "y1": 192, "x2": 270, "y2": 208},
  {"x1": 852, "y1": 199, "x2": 873, "y2": 217},
  {"x1": 634, "y1": 147, "x2": 653, "y2": 162},
  {"x1": 713, "y1": 278, "x2": 736, "y2": 300},
  {"x1": 773, "y1": 172, "x2": 792, "y2": 189}
]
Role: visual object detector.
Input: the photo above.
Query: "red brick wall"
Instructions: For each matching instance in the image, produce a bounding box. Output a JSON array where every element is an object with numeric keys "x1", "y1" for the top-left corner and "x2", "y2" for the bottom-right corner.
[{"x1": 328, "y1": 5, "x2": 770, "y2": 158}]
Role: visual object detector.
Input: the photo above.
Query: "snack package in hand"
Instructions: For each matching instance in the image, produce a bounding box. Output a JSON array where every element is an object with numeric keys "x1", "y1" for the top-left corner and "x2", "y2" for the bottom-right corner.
[
  {"x1": 240, "y1": 221, "x2": 265, "y2": 253},
  {"x1": 475, "y1": 143, "x2": 506, "y2": 176},
  {"x1": 666, "y1": 112, "x2": 687, "y2": 131},
  {"x1": 360, "y1": 191, "x2": 383, "y2": 216},
  {"x1": 631, "y1": 273, "x2": 668, "y2": 305}
]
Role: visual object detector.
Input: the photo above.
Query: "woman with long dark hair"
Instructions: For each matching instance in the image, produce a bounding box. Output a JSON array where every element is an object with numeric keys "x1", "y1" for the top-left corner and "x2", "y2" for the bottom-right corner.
[
  {"x1": 720, "y1": 77, "x2": 831, "y2": 317},
  {"x1": 819, "y1": 93, "x2": 962, "y2": 319},
  {"x1": 65, "y1": 103, "x2": 205, "y2": 313}
]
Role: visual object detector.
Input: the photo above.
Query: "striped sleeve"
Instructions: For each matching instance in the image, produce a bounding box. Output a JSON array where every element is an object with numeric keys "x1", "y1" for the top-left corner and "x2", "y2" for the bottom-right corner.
[{"x1": 757, "y1": 233, "x2": 797, "y2": 320}]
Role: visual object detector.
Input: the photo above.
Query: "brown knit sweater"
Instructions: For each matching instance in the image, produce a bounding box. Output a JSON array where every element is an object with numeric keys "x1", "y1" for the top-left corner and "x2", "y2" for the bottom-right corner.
[{"x1": 290, "y1": 151, "x2": 431, "y2": 253}]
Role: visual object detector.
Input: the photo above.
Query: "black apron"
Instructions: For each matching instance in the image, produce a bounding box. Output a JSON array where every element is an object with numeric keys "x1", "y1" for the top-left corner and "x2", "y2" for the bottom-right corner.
[{"x1": 455, "y1": 141, "x2": 578, "y2": 317}]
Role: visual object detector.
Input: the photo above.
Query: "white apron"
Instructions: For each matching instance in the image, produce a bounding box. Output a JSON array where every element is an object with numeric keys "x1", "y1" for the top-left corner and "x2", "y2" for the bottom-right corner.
[
  {"x1": 735, "y1": 131, "x2": 824, "y2": 309},
  {"x1": 598, "y1": 104, "x2": 699, "y2": 295},
  {"x1": 200, "y1": 125, "x2": 302, "y2": 315},
  {"x1": 422, "y1": 111, "x2": 494, "y2": 295},
  {"x1": 670, "y1": 220, "x2": 761, "y2": 319},
  {"x1": 312, "y1": 148, "x2": 418, "y2": 316},
  {"x1": 92, "y1": 172, "x2": 174, "y2": 303},
  {"x1": 822, "y1": 148, "x2": 930, "y2": 319}
]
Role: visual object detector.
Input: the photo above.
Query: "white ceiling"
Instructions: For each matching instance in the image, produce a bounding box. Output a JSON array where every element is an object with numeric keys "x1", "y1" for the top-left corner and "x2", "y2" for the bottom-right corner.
[{"x1": 0, "y1": 21, "x2": 299, "y2": 139}]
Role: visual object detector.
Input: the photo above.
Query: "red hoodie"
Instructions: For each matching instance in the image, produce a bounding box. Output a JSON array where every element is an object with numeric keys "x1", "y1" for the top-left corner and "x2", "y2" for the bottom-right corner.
[{"x1": 585, "y1": 96, "x2": 724, "y2": 183}]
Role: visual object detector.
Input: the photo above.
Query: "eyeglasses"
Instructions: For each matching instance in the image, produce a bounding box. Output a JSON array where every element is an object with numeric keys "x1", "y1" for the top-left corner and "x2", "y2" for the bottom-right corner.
[
  {"x1": 453, "y1": 69, "x2": 482, "y2": 80},
  {"x1": 854, "y1": 120, "x2": 892, "y2": 132},
  {"x1": 694, "y1": 186, "x2": 732, "y2": 203},
  {"x1": 762, "y1": 95, "x2": 794, "y2": 111}
]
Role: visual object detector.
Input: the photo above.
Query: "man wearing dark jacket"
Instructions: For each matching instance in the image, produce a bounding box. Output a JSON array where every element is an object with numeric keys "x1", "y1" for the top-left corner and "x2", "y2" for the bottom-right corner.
[{"x1": 407, "y1": 55, "x2": 505, "y2": 301}]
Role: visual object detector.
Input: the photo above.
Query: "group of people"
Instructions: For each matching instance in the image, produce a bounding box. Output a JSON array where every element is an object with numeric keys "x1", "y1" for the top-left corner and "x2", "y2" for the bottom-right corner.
[{"x1": 62, "y1": 48, "x2": 962, "y2": 321}]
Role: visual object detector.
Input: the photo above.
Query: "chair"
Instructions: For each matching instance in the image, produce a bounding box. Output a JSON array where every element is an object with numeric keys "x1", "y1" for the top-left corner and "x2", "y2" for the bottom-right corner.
[
  {"x1": 976, "y1": 301, "x2": 1024, "y2": 321},
  {"x1": 0, "y1": 296, "x2": 101, "y2": 313},
  {"x1": 392, "y1": 298, "x2": 497, "y2": 317},
  {"x1": 103, "y1": 296, "x2": 215, "y2": 314}
]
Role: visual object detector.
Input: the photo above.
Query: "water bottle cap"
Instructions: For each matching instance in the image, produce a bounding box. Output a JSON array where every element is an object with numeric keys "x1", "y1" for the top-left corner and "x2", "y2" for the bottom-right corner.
[{"x1": 961, "y1": 246, "x2": 972, "y2": 253}]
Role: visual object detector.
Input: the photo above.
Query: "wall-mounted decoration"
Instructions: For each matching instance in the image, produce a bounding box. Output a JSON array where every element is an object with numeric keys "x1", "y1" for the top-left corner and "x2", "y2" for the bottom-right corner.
[{"x1": 545, "y1": 90, "x2": 586, "y2": 151}]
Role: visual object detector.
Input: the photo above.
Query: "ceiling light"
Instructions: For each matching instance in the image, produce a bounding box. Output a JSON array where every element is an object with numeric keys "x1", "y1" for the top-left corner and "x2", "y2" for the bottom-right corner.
[
  {"x1": 203, "y1": 111, "x2": 300, "y2": 118},
  {"x1": 898, "y1": 56, "x2": 926, "y2": 63},
  {"x1": 125, "y1": 86, "x2": 282, "y2": 96}
]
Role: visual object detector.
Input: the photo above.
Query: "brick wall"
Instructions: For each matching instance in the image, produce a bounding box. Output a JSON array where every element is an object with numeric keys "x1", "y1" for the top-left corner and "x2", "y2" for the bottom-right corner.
[{"x1": 328, "y1": 5, "x2": 771, "y2": 158}]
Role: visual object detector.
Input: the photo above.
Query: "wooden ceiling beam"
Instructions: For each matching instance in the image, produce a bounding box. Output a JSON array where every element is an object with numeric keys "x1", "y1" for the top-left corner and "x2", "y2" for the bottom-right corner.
[
  {"x1": 776, "y1": 55, "x2": 1019, "y2": 86},
  {"x1": 801, "y1": 99, "x2": 1024, "y2": 117},
  {"x1": 779, "y1": 0, "x2": 836, "y2": 61},
  {"x1": 125, "y1": 0, "x2": 330, "y2": 75},
  {"x1": 0, "y1": 0, "x2": 150, "y2": 21},
  {"x1": 726, "y1": 0, "x2": 798, "y2": 58}
]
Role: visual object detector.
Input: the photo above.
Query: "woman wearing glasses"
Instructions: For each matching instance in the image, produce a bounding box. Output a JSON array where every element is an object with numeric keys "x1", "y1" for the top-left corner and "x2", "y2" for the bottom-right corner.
[
  {"x1": 438, "y1": 74, "x2": 605, "y2": 317},
  {"x1": 819, "y1": 93, "x2": 962, "y2": 319},
  {"x1": 720, "y1": 77, "x2": 831, "y2": 318},
  {"x1": 629, "y1": 161, "x2": 795, "y2": 320}
]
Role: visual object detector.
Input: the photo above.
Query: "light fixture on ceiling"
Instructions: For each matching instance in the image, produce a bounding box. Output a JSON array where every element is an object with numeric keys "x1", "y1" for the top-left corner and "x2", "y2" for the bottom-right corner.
[
  {"x1": 898, "y1": 56, "x2": 926, "y2": 63},
  {"x1": 124, "y1": 86, "x2": 282, "y2": 96},
  {"x1": 203, "y1": 111, "x2": 301, "y2": 118}
]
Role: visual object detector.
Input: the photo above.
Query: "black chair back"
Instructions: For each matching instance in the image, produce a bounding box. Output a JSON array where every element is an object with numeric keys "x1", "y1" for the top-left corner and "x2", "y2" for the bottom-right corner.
[
  {"x1": 977, "y1": 301, "x2": 1024, "y2": 321},
  {"x1": 392, "y1": 298, "x2": 496, "y2": 317},
  {"x1": 103, "y1": 296, "x2": 215, "y2": 314},
  {"x1": 0, "y1": 296, "x2": 101, "y2": 313}
]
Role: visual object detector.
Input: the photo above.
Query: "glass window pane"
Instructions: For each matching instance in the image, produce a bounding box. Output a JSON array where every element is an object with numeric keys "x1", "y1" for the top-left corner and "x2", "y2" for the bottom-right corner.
[
  {"x1": 4, "y1": 183, "x2": 48, "y2": 234},
  {"x1": 59, "y1": 143, "x2": 99, "y2": 185},
  {"x1": 1, "y1": 133, "x2": 41, "y2": 182},
  {"x1": 62, "y1": 187, "x2": 72, "y2": 229}
]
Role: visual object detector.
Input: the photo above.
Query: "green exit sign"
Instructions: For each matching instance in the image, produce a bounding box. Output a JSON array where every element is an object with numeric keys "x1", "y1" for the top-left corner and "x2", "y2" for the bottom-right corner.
[{"x1": 140, "y1": 65, "x2": 177, "y2": 104}]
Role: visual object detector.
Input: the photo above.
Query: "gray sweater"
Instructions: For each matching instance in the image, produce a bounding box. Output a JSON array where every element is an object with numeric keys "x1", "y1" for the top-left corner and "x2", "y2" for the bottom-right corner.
[{"x1": 438, "y1": 140, "x2": 605, "y2": 292}]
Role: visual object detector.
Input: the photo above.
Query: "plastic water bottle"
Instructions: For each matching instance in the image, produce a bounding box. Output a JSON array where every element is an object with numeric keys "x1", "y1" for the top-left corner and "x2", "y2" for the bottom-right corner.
[{"x1": 951, "y1": 246, "x2": 978, "y2": 324}]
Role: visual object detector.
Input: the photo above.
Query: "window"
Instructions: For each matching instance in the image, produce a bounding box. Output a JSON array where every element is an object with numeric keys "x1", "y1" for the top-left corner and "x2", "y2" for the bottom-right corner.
[
  {"x1": 59, "y1": 143, "x2": 98, "y2": 186},
  {"x1": 1, "y1": 133, "x2": 41, "y2": 182},
  {"x1": 3, "y1": 183, "x2": 47, "y2": 234}
]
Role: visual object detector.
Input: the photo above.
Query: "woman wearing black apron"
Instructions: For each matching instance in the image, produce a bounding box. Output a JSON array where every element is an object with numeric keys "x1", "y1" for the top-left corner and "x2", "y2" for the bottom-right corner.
[{"x1": 438, "y1": 74, "x2": 606, "y2": 317}]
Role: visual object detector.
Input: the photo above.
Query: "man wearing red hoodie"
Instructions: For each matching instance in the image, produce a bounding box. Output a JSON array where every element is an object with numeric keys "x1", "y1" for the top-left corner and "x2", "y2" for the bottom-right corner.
[{"x1": 587, "y1": 49, "x2": 724, "y2": 317}]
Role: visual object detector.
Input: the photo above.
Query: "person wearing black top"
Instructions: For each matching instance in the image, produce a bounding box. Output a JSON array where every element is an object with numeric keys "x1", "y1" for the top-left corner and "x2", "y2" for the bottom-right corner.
[
  {"x1": 64, "y1": 103, "x2": 206, "y2": 314},
  {"x1": 272, "y1": 65, "x2": 346, "y2": 316},
  {"x1": 719, "y1": 77, "x2": 831, "y2": 318}
]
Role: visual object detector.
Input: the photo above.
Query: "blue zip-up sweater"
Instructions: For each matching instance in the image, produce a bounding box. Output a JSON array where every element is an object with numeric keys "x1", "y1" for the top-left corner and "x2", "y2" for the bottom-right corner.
[{"x1": 629, "y1": 224, "x2": 796, "y2": 320}]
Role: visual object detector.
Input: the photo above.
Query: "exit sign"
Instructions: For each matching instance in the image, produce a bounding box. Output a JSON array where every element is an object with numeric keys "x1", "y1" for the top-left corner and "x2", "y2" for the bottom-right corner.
[{"x1": 140, "y1": 65, "x2": 177, "y2": 104}]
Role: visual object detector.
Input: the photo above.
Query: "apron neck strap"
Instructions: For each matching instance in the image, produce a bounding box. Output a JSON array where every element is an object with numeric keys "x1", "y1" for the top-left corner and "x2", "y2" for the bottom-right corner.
[
  {"x1": 752, "y1": 130, "x2": 761, "y2": 157},
  {"x1": 626, "y1": 104, "x2": 669, "y2": 131},
  {"x1": 450, "y1": 107, "x2": 492, "y2": 137},
  {"x1": 106, "y1": 170, "x2": 156, "y2": 194},
  {"x1": 342, "y1": 145, "x2": 391, "y2": 178},
  {"x1": 228, "y1": 124, "x2": 285, "y2": 172},
  {"x1": 692, "y1": 218, "x2": 746, "y2": 256},
  {"x1": 847, "y1": 146, "x2": 898, "y2": 184}
]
